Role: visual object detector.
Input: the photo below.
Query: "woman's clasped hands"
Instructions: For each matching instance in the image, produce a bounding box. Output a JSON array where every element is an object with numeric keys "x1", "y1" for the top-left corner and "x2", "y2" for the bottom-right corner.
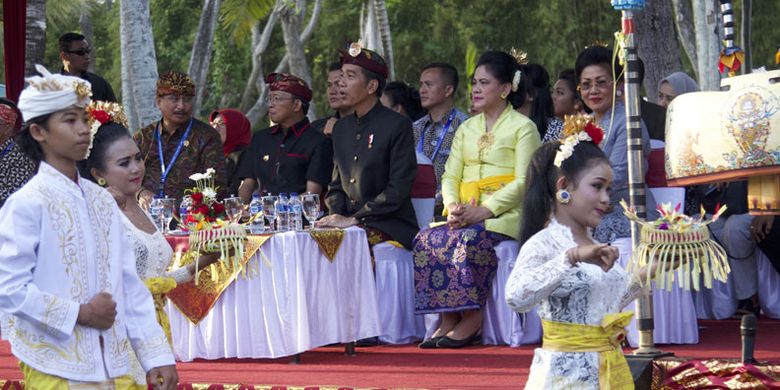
[{"x1": 446, "y1": 198, "x2": 493, "y2": 229}]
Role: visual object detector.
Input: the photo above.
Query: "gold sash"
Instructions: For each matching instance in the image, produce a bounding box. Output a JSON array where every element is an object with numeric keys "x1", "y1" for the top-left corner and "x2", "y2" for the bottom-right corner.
[
  {"x1": 443, "y1": 174, "x2": 515, "y2": 217},
  {"x1": 144, "y1": 277, "x2": 177, "y2": 345},
  {"x1": 541, "y1": 312, "x2": 635, "y2": 389}
]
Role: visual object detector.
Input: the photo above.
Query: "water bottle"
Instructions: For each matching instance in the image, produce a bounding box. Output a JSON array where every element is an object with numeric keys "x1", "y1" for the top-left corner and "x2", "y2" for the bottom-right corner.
[
  {"x1": 248, "y1": 193, "x2": 264, "y2": 234},
  {"x1": 179, "y1": 195, "x2": 192, "y2": 231},
  {"x1": 289, "y1": 192, "x2": 303, "y2": 231},
  {"x1": 275, "y1": 193, "x2": 290, "y2": 232}
]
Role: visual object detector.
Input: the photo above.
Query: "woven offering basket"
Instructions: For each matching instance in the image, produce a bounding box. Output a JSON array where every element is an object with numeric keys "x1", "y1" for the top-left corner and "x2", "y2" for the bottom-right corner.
[
  {"x1": 629, "y1": 224, "x2": 730, "y2": 291},
  {"x1": 188, "y1": 223, "x2": 247, "y2": 283},
  {"x1": 621, "y1": 200, "x2": 731, "y2": 291}
]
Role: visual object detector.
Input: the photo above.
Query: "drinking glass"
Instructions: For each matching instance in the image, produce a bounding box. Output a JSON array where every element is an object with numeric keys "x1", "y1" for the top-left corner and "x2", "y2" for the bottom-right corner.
[
  {"x1": 301, "y1": 193, "x2": 320, "y2": 230},
  {"x1": 157, "y1": 198, "x2": 177, "y2": 234},
  {"x1": 223, "y1": 196, "x2": 244, "y2": 223},
  {"x1": 261, "y1": 195, "x2": 278, "y2": 233},
  {"x1": 149, "y1": 198, "x2": 166, "y2": 233}
]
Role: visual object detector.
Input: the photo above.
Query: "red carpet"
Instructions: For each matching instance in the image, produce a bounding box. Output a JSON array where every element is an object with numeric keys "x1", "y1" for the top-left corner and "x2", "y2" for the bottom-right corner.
[{"x1": 1, "y1": 319, "x2": 779, "y2": 389}]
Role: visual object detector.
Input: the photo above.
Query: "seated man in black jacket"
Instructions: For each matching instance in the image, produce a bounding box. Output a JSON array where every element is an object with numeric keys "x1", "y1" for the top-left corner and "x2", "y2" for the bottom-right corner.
[{"x1": 316, "y1": 43, "x2": 419, "y2": 250}]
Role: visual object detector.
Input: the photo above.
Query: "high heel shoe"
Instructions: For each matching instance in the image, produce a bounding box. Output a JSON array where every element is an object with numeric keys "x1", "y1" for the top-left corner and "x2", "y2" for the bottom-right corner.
[
  {"x1": 435, "y1": 331, "x2": 481, "y2": 349},
  {"x1": 418, "y1": 336, "x2": 444, "y2": 349}
]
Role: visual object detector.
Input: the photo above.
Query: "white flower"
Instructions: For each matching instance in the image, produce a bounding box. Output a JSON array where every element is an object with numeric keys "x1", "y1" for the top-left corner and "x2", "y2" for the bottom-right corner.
[
  {"x1": 189, "y1": 172, "x2": 205, "y2": 181},
  {"x1": 205, "y1": 168, "x2": 215, "y2": 178},
  {"x1": 84, "y1": 120, "x2": 101, "y2": 159},
  {"x1": 511, "y1": 70, "x2": 522, "y2": 92},
  {"x1": 202, "y1": 187, "x2": 217, "y2": 200},
  {"x1": 554, "y1": 136, "x2": 580, "y2": 167}
]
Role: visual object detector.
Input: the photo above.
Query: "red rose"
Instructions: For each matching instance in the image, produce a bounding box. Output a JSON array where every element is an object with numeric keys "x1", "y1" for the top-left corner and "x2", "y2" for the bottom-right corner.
[
  {"x1": 212, "y1": 203, "x2": 226, "y2": 216},
  {"x1": 92, "y1": 110, "x2": 111, "y2": 124},
  {"x1": 584, "y1": 122, "x2": 604, "y2": 146},
  {"x1": 191, "y1": 192, "x2": 204, "y2": 204}
]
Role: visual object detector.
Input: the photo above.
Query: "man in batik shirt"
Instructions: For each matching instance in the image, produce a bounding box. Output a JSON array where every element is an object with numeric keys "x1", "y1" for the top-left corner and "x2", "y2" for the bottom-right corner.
[
  {"x1": 134, "y1": 71, "x2": 225, "y2": 207},
  {"x1": 0, "y1": 98, "x2": 36, "y2": 209},
  {"x1": 413, "y1": 62, "x2": 469, "y2": 216}
]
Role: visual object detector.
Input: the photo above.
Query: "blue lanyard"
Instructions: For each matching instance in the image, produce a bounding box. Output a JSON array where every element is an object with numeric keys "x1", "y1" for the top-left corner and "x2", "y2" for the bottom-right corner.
[
  {"x1": 155, "y1": 119, "x2": 193, "y2": 198},
  {"x1": 0, "y1": 141, "x2": 13, "y2": 160},
  {"x1": 417, "y1": 110, "x2": 456, "y2": 161}
]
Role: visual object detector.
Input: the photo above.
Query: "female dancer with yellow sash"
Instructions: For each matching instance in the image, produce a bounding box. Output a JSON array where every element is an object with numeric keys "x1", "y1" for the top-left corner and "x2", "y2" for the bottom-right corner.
[
  {"x1": 78, "y1": 102, "x2": 220, "y2": 387},
  {"x1": 414, "y1": 51, "x2": 541, "y2": 349},
  {"x1": 505, "y1": 115, "x2": 658, "y2": 389}
]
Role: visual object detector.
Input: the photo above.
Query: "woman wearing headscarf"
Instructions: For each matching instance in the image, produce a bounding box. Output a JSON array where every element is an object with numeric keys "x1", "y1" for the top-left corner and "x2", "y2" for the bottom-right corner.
[
  {"x1": 657, "y1": 72, "x2": 699, "y2": 108},
  {"x1": 210, "y1": 108, "x2": 252, "y2": 197}
]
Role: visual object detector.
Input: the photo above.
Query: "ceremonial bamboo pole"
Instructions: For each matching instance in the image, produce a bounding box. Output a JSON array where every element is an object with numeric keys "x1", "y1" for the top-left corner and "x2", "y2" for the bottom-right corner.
[{"x1": 611, "y1": 0, "x2": 662, "y2": 355}]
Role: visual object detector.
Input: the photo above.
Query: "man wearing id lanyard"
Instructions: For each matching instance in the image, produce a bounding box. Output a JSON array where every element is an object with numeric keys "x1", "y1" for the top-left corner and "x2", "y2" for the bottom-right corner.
[
  {"x1": 134, "y1": 72, "x2": 225, "y2": 210},
  {"x1": 414, "y1": 63, "x2": 469, "y2": 217}
]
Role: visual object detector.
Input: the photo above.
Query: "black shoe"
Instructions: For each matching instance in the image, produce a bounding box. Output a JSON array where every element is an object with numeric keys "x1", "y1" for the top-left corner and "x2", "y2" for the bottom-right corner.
[
  {"x1": 355, "y1": 337, "x2": 379, "y2": 347},
  {"x1": 418, "y1": 336, "x2": 443, "y2": 349},
  {"x1": 435, "y1": 332, "x2": 481, "y2": 348}
]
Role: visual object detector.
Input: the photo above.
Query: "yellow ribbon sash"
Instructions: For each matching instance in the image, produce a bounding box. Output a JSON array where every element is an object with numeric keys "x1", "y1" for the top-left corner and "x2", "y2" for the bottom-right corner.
[
  {"x1": 458, "y1": 174, "x2": 515, "y2": 204},
  {"x1": 143, "y1": 277, "x2": 177, "y2": 345},
  {"x1": 541, "y1": 311, "x2": 634, "y2": 390}
]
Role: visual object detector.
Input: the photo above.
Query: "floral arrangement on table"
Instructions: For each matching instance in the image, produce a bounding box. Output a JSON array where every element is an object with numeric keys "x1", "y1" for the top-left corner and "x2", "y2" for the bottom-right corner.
[
  {"x1": 620, "y1": 200, "x2": 730, "y2": 291},
  {"x1": 184, "y1": 168, "x2": 246, "y2": 282}
]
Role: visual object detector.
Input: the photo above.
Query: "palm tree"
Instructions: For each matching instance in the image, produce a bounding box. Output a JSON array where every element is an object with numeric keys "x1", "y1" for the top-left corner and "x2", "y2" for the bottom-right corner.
[
  {"x1": 189, "y1": 0, "x2": 223, "y2": 115},
  {"x1": 120, "y1": 0, "x2": 160, "y2": 131}
]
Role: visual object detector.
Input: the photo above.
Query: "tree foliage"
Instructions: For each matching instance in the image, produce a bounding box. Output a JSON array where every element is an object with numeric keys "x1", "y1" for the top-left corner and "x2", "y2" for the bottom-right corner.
[{"x1": 15, "y1": 0, "x2": 779, "y2": 126}]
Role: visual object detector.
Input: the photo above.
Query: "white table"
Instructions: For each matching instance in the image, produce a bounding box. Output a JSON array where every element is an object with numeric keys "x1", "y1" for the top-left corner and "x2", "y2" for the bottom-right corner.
[{"x1": 166, "y1": 227, "x2": 381, "y2": 361}]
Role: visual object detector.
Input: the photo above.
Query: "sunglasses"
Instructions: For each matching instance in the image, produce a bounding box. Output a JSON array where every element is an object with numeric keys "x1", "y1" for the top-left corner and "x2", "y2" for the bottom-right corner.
[{"x1": 66, "y1": 48, "x2": 91, "y2": 56}]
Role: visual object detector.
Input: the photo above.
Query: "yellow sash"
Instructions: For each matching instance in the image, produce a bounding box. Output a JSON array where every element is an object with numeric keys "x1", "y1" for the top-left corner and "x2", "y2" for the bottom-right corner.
[
  {"x1": 542, "y1": 312, "x2": 635, "y2": 390},
  {"x1": 144, "y1": 277, "x2": 177, "y2": 346},
  {"x1": 441, "y1": 175, "x2": 515, "y2": 219}
]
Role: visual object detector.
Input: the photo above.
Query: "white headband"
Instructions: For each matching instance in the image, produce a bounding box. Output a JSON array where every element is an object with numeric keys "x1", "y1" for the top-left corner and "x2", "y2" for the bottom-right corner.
[{"x1": 18, "y1": 64, "x2": 92, "y2": 122}]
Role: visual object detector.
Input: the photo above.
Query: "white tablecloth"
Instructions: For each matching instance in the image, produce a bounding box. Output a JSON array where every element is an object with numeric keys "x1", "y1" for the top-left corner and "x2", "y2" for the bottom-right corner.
[{"x1": 167, "y1": 227, "x2": 381, "y2": 361}]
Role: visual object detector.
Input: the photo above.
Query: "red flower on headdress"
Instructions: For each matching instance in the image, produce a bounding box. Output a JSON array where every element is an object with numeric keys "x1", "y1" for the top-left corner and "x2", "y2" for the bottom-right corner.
[
  {"x1": 92, "y1": 110, "x2": 111, "y2": 125},
  {"x1": 583, "y1": 122, "x2": 604, "y2": 146}
]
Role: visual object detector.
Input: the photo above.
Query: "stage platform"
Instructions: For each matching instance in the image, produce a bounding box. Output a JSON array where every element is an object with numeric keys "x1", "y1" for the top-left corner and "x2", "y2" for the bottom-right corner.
[{"x1": 1, "y1": 319, "x2": 779, "y2": 389}]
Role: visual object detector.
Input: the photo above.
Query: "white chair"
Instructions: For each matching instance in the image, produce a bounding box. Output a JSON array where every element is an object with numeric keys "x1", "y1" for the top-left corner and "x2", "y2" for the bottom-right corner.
[
  {"x1": 622, "y1": 187, "x2": 699, "y2": 345},
  {"x1": 373, "y1": 242, "x2": 426, "y2": 344},
  {"x1": 373, "y1": 153, "x2": 436, "y2": 344}
]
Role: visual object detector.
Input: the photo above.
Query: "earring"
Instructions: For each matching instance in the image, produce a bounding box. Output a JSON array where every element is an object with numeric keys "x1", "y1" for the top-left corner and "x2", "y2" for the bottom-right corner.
[
  {"x1": 556, "y1": 189, "x2": 571, "y2": 204},
  {"x1": 615, "y1": 89, "x2": 623, "y2": 97},
  {"x1": 97, "y1": 178, "x2": 106, "y2": 186},
  {"x1": 500, "y1": 92, "x2": 508, "y2": 100}
]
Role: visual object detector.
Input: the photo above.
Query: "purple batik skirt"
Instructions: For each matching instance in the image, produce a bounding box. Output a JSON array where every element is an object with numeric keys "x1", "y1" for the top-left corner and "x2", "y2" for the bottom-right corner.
[{"x1": 413, "y1": 222, "x2": 509, "y2": 314}]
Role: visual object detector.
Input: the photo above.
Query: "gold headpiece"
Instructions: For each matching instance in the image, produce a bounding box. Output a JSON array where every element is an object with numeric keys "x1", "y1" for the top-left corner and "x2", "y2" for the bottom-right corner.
[
  {"x1": 509, "y1": 47, "x2": 528, "y2": 65},
  {"x1": 586, "y1": 40, "x2": 609, "y2": 49},
  {"x1": 554, "y1": 113, "x2": 605, "y2": 167},
  {"x1": 157, "y1": 71, "x2": 195, "y2": 97},
  {"x1": 85, "y1": 101, "x2": 130, "y2": 158}
]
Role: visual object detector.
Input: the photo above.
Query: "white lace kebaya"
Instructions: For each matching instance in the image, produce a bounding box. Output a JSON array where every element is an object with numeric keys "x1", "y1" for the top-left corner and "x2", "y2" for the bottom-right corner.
[{"x1": 505, "y1": 218, "x2": 644, "y2": 389}]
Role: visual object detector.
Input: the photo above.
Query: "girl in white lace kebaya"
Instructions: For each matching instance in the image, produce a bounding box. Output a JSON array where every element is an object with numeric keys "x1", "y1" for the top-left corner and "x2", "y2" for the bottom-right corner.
[
  {"x1": 505, "y1": 118, "x2": 657, "y2": 389},
  {"x1": 77, "y1": 107, "x2": 221, "y2": 386}
]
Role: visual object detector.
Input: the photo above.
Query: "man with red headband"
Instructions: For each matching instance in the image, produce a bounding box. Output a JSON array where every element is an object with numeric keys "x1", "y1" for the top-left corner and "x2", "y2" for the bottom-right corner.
[
  {"x1": 316, "y1": 43, "x2": 418, "y2": 250},
  {"x1": 0, "y1": 98, "x2": 36, "y2": 209},
  {"x1": 236, "y1": 73, "x2": 332, "y2": 201},
  {"x1": 134, "y1": 71, "x2": 226, "y2": 208}
]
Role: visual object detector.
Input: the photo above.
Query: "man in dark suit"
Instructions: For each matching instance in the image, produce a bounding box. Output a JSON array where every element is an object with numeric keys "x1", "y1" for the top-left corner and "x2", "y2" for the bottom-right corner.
[
  {"x1": 316, "y1": 43, "x2": 419, "y2": 249},
  {"x1": 58, "y1": 32, "x2": 117, "y2": 102}
]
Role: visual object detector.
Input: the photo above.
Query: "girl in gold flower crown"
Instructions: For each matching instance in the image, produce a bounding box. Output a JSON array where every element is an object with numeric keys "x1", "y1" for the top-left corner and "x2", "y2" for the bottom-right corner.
[
  {"x1": 78, "y1": 101, "x2": 222, "y2": 386},
  {"x1": 506, "y1": 115, "x2": 659, "y2": 389}
]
